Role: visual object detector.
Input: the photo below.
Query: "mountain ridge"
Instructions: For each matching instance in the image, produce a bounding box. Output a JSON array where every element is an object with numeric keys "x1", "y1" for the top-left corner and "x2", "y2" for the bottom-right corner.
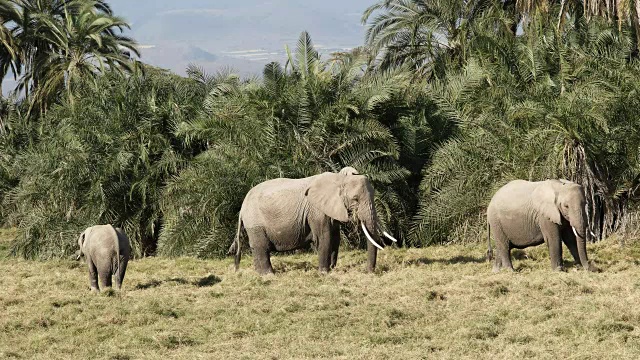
[{"x1": 108, "y1": 0, "x2": 372, "y2": 76}]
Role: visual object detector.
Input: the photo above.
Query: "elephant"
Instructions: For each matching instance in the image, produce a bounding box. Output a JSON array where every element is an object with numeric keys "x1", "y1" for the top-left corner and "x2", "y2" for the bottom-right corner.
[
  {"x1": 487, "y1": 179, "x2": 596, "y2": 272},
  {"x1": 229, "y1": 167, "x2": 397, "y2": 274},
  {"x1": 76, "y1": 224, "x2": 131, "y2": 291}
]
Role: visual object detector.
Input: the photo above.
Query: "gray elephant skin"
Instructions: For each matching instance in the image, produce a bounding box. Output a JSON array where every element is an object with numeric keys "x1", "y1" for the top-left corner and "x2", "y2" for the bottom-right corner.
[
  {"x1": 77, "y1": 224, "x2": 131, "y2": 291},
  {"x1": 487, "y1": 179, "x2": 595, "y2": 272},
  {"x1": 230, "y1": 167, "x2": 397, "y2": 274}
]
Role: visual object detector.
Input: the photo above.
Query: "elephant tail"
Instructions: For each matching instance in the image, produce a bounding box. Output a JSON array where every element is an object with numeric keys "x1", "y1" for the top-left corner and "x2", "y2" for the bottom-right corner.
[
  {"x1": 234, "y1": 213, "x2": 243, "y2": 271},
  {"x1": 486, "y1": 221, "x2": 494, "y2": 262}
]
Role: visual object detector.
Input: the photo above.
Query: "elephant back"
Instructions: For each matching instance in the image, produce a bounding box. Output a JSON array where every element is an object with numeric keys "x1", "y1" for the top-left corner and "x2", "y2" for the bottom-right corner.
[{"x1": 242, "y1": 177, "x2": 312, "y2": 229}]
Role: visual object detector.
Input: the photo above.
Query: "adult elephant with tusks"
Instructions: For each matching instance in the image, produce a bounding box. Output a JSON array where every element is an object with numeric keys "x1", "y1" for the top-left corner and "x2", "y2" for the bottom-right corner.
[
  {"x1": 229, "y1": 167, "x2": 397, "y2": 274},
  {"x1": 487, "y1": 179, "x2": 597, "y2": 272}
]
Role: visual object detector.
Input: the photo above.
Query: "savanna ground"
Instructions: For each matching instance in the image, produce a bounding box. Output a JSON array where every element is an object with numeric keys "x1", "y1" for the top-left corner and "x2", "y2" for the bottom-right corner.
[{"x1": 1, "y1": 228, "x2": 640, "y2": 359}]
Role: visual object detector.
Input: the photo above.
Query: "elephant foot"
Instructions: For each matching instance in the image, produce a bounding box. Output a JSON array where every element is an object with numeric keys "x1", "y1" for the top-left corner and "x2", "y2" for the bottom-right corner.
[
  {"x1": 553, "y1": 265, "x2": 566, "y2": 272},
  {"x1": 492, "y1": 264, "x2": 514, "y2": 273},
  {"x1": 90, "y1": 287, "x2": 99, "y2": 293},
  {"x1": 585, "y1": 263, "x2": 599, "y2": 272},
  {"x1": 253, "y1": 251, "x2": 274, "y2": 275},
  {"x1": 498, "y1": 267, "x2": 515, "y2": 273},
  {"x1": 255, "y1": 270, "x2": 275, "y2": 276}
]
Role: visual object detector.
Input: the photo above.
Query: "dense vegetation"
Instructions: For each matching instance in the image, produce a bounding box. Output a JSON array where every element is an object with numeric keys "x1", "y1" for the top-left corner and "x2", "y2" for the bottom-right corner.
[{"x1": 1, "y1": 0, "x2": 640, "y2": 258}]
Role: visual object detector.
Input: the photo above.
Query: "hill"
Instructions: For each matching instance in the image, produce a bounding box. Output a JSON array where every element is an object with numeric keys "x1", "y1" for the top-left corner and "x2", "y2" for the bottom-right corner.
[
  {"x1": 107, "y1": 0, "x2": 372, "y2": 75},
  {"x1": 1, "y1": 228, "x2": 639, "y2": 359}
]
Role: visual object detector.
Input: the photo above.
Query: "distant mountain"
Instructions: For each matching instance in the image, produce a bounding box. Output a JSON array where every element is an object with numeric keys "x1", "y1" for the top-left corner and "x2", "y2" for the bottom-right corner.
[{"x1": 108, "y1": 0, "x2": 373, "y2": 76}]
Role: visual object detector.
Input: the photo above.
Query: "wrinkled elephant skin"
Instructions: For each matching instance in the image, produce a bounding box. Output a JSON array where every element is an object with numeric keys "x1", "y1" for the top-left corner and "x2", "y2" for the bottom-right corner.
[{"x1": 487, "y1": 179, "x2": 595, "y2": 272}]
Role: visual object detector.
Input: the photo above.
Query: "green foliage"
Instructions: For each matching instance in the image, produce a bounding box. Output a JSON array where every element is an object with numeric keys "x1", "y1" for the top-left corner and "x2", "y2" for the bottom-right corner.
[
  {"x1": 411, "y1": 17, "x2": 640, "y2": 244},
  {"x1": 0, "y1": 96, "x2": 28, "y2": 224},
  {"x1": 3, "y1": 0, "x2": 640, "y2": 257},
  {"x1": 0, "y1": 0, "x2": 139, "y2": 110},
  {"x1": 5, "y1": 66, "x2": 202, "y2": 259},
  {"x1": 159, "y1": 33, "x2": 421, "y2": 257}
]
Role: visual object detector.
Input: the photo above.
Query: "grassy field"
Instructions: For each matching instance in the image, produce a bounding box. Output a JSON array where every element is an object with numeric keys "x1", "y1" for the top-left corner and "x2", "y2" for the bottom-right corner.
[{"x1": 2, "y1": 229, "x2": 640, "y2": 359}]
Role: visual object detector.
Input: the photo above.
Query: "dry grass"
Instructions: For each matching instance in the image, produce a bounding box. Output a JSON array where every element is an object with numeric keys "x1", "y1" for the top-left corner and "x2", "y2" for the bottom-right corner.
[{"x1": 2, "y1": 228, "x2": 640, "y2": 359}]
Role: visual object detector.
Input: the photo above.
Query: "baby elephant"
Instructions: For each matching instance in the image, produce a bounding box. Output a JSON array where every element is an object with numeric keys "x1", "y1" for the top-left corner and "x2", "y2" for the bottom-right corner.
[{"x1": 77, "y1": 224, "x2": 131, "y2": 291}]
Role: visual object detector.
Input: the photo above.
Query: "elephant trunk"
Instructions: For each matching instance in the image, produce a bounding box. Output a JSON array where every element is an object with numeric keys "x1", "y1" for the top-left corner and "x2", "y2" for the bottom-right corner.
[
  {"x1": 366, "y1": 237, "x2": 378, "y2": 273},
  {"x1": 358, "y1": 200, "x2": 384, "y2": 273},
  {"x1": 570, "y1": 210, "x2": 591, "y2": 270}
]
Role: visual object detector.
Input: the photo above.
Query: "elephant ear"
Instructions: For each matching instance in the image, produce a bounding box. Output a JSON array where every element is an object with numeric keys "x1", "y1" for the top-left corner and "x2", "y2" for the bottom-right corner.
[
  {"x1": 305, "y1": 172, "x2": 349, "y2": 222},
  {"x1": 76, "y1": 229, "x2": 88, "y2": 259},
  {"x1": 534, "y1": 184, "x2": 562, "y2": 225}
]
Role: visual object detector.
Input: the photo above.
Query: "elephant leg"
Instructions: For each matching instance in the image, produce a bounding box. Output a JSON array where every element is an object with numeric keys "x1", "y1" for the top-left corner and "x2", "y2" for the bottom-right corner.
[
  {"x1": 98, "y1": 268, "x2": 113, "y2": 289},
  {"x1": 560, "y1": 226, "x2": 581, "y2": 268},
  {"x1": 541, "y1": 221, "x2": 563, "y2": 271},
  {"x1": 317, "y1": 242, "x2": 331, "y2": 272},
  {"x1": 86, "y1": 257, "x2": 99, "y2": 292},
  {"x1": 317, "y1": 233, "x2": 332, "y2": 273},
  {"x1": 491, "y1": 226, "x2": 513, "y2": 272},
  {"x1": 312, "y1": 219, "x2": 333, "y2": 273},
  {"x1": 246, "y1": 227, "x2": 274, "y2": 275},
  {"x1": 115, "y1": 258, "x2": 128, "y2": 290},
  {"x1": 329, "y1": 224, "x2": 340, "y2": 269},
  {"x1": 253, "y1": 247, "x2": 274, "y2": 275},
  {"x1": 492, "y1": 255, "x2": 503, "y2": 273}
]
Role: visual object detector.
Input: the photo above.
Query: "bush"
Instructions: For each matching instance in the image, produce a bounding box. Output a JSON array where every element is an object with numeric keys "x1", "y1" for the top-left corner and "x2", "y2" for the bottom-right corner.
[{"x1": 6, "y1": 67, "x2": 203, "y2": 259}]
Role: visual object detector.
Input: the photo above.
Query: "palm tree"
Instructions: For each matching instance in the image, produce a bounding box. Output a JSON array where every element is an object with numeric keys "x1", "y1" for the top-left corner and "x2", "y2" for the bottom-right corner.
[
  {"x1": 0, "y1": 1, "x2": 20, "y2": 96},
  {"x1": 361, "y1": 0, "x2": 510, "y2": 75},
  {"x1": 159, "y1": 32, "x2": 416, "y2": 257},
  {"x1": 6, "y1": 66, "x2": 202, "y2": 258},
  {"x1": 0, "y1": 0, "x2": 138, "y2": 110},
  {"x1": 412, "y1": 16, "x2": 640, "y2": 244},
  {"x1": 28, "y1": 0, "x2": 139, "y2": 107}
]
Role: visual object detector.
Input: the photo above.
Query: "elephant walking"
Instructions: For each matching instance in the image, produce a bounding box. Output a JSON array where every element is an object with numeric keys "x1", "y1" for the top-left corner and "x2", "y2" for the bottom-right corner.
[
  {"x1": 77, "y1": 224, "x2": 131, "y2": 291},
  {"x1": 487, "y1": 179, "x2": 595, "y2": 272},
  {"x1": 230, "y1": 167, "x2": 397, "y2": 274}
]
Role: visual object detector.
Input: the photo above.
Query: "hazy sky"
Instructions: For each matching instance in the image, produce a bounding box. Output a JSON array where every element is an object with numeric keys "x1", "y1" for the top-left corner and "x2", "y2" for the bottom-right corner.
[
  {"x1": 1, "y1": 1, "x2": 376, "y2": 92},
  {"x1": 106, "y1": 0, "x2": 375, "y2": 75}
]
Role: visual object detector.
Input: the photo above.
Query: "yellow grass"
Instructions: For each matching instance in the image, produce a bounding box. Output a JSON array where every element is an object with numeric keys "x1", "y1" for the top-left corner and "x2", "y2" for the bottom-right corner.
[{"x1": 2, "y1": 228, "x2": 640, "y2": 359}]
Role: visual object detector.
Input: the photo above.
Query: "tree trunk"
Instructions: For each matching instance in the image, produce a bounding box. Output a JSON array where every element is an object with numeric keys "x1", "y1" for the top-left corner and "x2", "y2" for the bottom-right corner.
[{"x1": 635, "y1": 0, "x2": 640, "y2": 49}]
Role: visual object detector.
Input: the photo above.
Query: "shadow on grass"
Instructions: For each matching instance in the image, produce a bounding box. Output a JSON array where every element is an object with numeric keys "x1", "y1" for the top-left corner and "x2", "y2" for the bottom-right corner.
[
  {"x1": 406, "y1": 255, "x2": 487, "y2": 266},
  {"x1": 194, "y1": 275, "x2": 222, "y2": 287},
  {"x1": 135, "y1": 275, "x2": 221, "y2": 290},
  {"x1": 134, "y1": 279, "x2": 163, "y2": 290},
  {"x1": 274, "y1": 260, "x2": 316, "y2": 272}
]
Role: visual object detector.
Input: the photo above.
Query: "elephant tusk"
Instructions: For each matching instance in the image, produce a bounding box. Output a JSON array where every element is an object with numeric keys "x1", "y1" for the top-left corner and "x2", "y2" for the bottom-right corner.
[
  {"x1": 589, "y1": 230, "x2": 596, "y2": 237},
  {"x1": 383, "y1": 231, "x2": 398, "y2": 243},
  {"x1": 572, "y1": 226, "x2": 579, "y2": 238},
  {"x1": 362, "y1": 223, "x2": 384, "y2": 251}
]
